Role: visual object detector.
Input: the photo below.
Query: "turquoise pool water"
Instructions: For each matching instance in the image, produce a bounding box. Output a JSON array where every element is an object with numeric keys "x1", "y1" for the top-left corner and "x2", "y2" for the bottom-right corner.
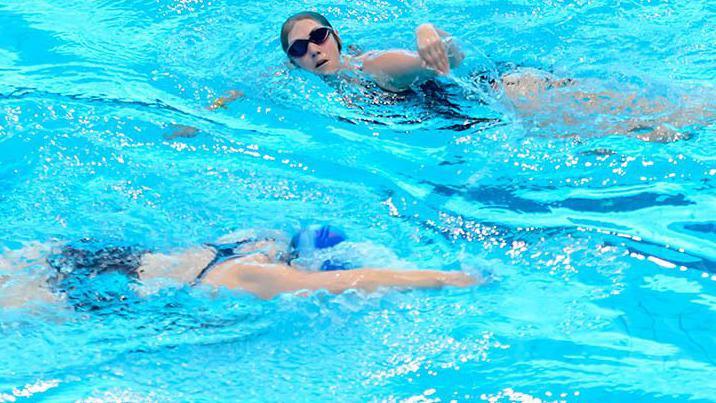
[{"x1": 1, "y1": 0, "x2": 715, "y2": 401}]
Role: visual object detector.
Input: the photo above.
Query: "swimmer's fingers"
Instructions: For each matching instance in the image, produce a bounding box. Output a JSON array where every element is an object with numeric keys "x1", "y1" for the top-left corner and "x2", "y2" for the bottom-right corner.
[
  {"x1": 434, "y1": 41, "x2": 450, "y2": 75},
  {"x1": 419, "y1": 44, "x2": 443, "y2": 74},
  {"x1": 419, "y1": 51, "x2": 438, "y2": 74},
  {"x1": 425, "y1": 42, "x2": 449, "y2": 75},
  {"x1": 416, "y1": 23, "x2": 448, "y2": 75},
  {"x1": 417, "y1": 43, "x2": 434, "y2": 70}
]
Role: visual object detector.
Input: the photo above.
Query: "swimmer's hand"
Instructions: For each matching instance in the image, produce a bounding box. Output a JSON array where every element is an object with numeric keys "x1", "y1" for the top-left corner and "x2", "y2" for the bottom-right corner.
[
  {"x1": 440, "y1": 271, "x2": 478, "y2": 287},
  {"x1": 207, "y1": 90, "x2": 244, "y2": 111},
  {"x1": 416, "y1": 23, "x2": 450, "y2": 75}
]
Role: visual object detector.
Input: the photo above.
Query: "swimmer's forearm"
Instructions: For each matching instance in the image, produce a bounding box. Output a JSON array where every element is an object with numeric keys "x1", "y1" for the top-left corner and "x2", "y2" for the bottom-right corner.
[
  {"x1": 297, "y1": 268, "x2": 476, "y2": 294},
  {"x1": 221, "y1": 264, "x2": 475, "y2": 299}
]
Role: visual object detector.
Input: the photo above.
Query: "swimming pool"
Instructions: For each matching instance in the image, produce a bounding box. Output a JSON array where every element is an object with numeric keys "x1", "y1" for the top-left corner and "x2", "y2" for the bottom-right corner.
[{"x1": 1, "y1": 0, "x2": 714, "y2": 401}]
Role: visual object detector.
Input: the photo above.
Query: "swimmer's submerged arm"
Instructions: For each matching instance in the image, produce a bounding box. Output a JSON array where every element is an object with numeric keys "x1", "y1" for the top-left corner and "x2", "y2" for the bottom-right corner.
[
  {"x1": 207, "y1": 90, "x2": 244, "y2": 110},
  {"x1": 213, "y1": 263, "x2": 476, "y2": 299}
]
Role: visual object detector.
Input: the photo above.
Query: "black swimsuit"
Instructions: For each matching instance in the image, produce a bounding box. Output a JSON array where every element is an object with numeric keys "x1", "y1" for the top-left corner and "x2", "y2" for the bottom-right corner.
[
  {"x1": 46, "y1": 238, "x2": 272, "y2": 310},
  {"x1": 191, "y1": 239, "x2": 264, "y2": 286},
  {"x1": 46, "y1": 241, "x2": 148, "y2": 311}
]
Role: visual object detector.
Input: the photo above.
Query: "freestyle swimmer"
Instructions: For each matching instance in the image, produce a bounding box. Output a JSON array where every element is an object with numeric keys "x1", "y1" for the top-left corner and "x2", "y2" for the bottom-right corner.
[
  {"x1": 206, "y1": 11, "x2": 713, "y2": 142},
  {"x1": 0, "y1": 225, "x2": 478, "y2": 309},
  {"x1": 206, "y1": 11, "x2": 466, "y2": 109},
  {"x1": 280, "y1": 11, "x2": 465, "y2": 92},
  {"x1": 277, "y1": 11, "x2": 714, "y2": 141}
]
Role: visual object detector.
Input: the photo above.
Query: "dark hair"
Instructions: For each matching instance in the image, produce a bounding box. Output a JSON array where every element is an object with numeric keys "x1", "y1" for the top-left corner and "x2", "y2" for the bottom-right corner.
[{"x1": 280, "y1": 11, "x2": 341, "y2": 54}]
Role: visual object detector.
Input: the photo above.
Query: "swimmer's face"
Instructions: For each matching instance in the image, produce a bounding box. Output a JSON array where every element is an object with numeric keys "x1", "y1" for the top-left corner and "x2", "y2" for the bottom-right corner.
[{"x1": 286, "y1": 19, "x2": 342, "y2": 74}]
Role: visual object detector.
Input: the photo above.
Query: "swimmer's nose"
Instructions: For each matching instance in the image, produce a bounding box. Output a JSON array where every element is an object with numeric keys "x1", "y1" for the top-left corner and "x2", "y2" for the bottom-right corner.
[{"x1": 307, "y1": 42, "x2": 322, "y2": 58}]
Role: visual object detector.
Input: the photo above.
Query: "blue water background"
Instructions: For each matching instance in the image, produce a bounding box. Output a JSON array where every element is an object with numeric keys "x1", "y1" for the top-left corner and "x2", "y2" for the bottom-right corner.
[{"x1": 0, "y1": 0, "x2": 715, "y2": 401}]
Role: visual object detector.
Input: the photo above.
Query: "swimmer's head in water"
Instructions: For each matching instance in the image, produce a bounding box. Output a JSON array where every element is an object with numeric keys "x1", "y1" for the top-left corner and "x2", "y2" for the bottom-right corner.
[
  {"x1": 288, "y1": 224, "x2": 352, "y2": 271},
  {"x1": 290, "y1": 224, "x2": 346, "y2": 253},
  {"x1": 281, "y1": 11, "x2": 343, "y2": 74}
]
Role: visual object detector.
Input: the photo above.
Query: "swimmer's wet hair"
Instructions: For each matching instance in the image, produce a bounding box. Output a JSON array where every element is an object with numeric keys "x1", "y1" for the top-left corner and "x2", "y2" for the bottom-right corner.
[{"x1": 280, "y1": 11, "x2": 341, "y2": 54}]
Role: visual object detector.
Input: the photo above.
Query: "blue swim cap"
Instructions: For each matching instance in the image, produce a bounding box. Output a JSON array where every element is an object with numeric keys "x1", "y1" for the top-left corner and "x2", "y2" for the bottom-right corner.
[
  {"x1": 290, "y1": 225, "x2": 351, "y2": 271},
  {"x1": 290, "y1": 224, "x2": 346, "y2": 251}
]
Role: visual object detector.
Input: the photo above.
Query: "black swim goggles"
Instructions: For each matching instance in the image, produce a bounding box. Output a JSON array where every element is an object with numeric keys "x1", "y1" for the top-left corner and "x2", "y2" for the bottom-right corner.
[{"x1": 286, "y1": 26, "x2": 333, "y2": 58}]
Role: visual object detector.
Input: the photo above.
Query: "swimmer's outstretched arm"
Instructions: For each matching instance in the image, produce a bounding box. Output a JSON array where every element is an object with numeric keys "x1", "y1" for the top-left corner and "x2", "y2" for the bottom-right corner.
[
  {"x1": 202, "y1": 263, "x2": 476, "y2": 299},
  {"x1": 359, "y1": 23, "x2": 464, "y2": 92},
  {"x1": 207, "y1": 90, "x2": 244, "y2": 110}
]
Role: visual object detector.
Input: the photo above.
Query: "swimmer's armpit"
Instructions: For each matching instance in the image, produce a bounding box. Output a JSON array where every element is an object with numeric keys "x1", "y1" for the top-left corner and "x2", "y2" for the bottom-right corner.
[{"x1": 207, "y1": 90, "x2": 245, "y2": 111}]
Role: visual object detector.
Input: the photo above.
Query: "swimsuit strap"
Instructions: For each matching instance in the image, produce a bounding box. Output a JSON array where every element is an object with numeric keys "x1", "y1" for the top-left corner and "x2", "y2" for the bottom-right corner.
[{"x1": 191, "y1": 238, "x2": 275, "y2": 286}]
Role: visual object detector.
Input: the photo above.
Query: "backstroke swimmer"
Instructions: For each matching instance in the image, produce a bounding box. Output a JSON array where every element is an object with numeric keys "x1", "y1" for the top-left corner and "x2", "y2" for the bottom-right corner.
[
  {"x1": 209, "y1": 11, "x2": 712, "y2": 142},
  {"x1": 0, "y1": 225, "x2": 478, "y2": 309}
]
